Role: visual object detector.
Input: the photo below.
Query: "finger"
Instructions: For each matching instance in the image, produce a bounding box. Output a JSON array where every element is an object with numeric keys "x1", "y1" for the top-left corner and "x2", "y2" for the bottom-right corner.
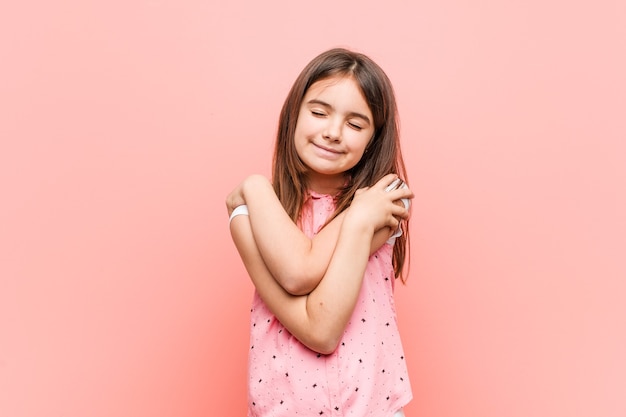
[
  {"x1": 388, "y1": 215, "x2": 401, "y2": 231},
  {"x1": 393, "y1": 192, "x2": 413, "y2": 210},
  {"x1": 386, "y1": 185, "x2": 413, "y2": 201},
  {"x1": 354, "y1": 187, "x2": 369, "y2": 196},
  {"x1": 390, "y1": 204, "x2": 410, "y2": 219},
  {"x1": 377, "y1": 173, "x2": 400, "y2": 190},
  {"x1": 391, "y1": 199, "x2": 409, "y2": 212}
]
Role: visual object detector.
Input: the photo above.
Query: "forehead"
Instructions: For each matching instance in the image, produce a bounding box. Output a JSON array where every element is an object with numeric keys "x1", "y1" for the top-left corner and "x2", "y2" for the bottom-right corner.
[{"x1": 303, "y1": 76, "x2": 371, "y2": 112}]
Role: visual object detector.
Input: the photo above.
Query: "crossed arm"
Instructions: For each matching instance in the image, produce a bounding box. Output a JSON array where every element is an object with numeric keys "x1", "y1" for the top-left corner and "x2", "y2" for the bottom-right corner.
[
  {"x1": 226, "y1": 174, "x2": 400, "y2": 294},
  {"x1": 227, "y1": 174, "x2": 412, "y2": 354}
]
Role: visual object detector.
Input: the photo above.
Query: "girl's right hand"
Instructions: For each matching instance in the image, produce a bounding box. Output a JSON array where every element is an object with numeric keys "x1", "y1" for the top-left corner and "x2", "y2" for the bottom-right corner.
[
  {"x1": 346, "y1": 174, "x2": 413, "y2": 234},
  {"x1": 225, "y1": 182, "x2": 246, "y2": 216},
  {"x1": 225, "y1": 174, "x2": 271, "y2": 216}
]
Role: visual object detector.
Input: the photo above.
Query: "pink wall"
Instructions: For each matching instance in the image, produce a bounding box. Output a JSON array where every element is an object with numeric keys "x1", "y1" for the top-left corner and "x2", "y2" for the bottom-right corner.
[{"x1": 1, "y1": 1, "x2": 625, "y2": 416}]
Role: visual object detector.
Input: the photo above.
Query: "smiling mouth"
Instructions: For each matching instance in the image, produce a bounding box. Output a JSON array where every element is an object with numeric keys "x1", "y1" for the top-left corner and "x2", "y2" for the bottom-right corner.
[{"x1": 314, "y1": 143, "x2": 342, "y2": 154}]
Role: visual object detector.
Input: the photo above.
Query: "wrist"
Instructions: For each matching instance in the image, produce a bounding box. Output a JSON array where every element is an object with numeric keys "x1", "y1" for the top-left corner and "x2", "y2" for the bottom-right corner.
[
  {"x1": 229, "y1": 205, "x2": 249, "y2": 224},
  {"x1": 342, "y1": 210, "x2": 376, "y2": 237}
]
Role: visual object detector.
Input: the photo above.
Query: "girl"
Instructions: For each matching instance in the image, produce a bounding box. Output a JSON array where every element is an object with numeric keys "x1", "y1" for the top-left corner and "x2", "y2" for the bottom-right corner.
[{"x1": 227, "y1": 48, "x2": 413, "y2": 417}]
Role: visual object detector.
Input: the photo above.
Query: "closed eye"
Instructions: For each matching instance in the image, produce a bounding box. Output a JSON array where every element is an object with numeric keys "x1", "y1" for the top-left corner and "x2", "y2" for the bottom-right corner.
[
  {"x1": 348, "y1": 122, "x2": 363, "y2": 130},
  {"x1": 311, "y1": 110, "x2": 326, "y2": 117}
]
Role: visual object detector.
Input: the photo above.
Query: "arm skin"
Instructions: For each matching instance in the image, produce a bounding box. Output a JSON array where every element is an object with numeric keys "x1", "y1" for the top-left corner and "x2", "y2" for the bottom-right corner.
[
  {"x1": 229, "y1": 179, "x2": 411, "y2": 354},
  {"x1": 226, "y1": 174, "x2": 412, "y2": 295}
]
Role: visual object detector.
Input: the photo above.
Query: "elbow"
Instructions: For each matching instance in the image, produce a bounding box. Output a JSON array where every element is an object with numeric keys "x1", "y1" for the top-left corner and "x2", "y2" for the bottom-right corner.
[
  {"x1": 305, "y1": 331, "x2": 342, "y2": 355},
  {"x1": 282, "y1": 280, "x2": 313, "y2": 296},
  {"x1": 315, "y1": 341, "x2": 340, "y2": 356},
  {"x1": 279, "y1": 273, "x2": 318, "y2": 296}
]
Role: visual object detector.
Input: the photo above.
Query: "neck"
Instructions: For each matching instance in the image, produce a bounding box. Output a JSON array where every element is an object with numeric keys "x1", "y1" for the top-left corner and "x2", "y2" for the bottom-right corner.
[{"x1": 306, "y1": 173, "x2": 346, "y2": 195}]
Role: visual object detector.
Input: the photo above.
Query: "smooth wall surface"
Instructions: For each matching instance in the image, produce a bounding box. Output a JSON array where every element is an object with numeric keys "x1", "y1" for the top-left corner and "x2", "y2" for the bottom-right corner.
[{"x1": 1, "y1": 1, "x2": 625, "y2": 416}]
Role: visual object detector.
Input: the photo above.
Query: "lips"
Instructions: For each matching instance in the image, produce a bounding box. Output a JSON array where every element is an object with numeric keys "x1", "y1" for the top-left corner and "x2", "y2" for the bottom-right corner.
[{"x1": 313, "y1": 143, "x2": 342, "y2": 158}]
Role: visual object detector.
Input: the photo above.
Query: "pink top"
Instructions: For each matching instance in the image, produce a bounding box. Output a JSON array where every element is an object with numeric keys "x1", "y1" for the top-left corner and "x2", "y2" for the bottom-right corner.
[{"x1": 247, "y1": 191, "x2": 412, "y2": 416}]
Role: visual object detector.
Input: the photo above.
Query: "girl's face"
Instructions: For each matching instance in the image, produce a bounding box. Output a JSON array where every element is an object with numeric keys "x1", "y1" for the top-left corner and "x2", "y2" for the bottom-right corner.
[{"x1": 294, "y1": 76, "x2": 375, "y2": 194}]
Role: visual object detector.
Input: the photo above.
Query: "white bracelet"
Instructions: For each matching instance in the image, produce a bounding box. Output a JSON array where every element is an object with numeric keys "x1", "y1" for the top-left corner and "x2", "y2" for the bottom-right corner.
[{"x1": 229, "y1": 205, "x2": 249, "y2": 224}]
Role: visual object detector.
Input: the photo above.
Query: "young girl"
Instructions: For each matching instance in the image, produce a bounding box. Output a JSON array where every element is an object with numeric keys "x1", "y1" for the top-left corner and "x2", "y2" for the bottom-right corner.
[{"x1": 227, "y1": 48, "x2": 413, "y2": 417}]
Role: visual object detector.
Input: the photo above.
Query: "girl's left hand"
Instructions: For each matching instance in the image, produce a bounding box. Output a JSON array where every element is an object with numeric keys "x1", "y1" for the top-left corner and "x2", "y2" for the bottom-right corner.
[{"x1": 347, "y1": 174, "x2": 413, "y2": 233}]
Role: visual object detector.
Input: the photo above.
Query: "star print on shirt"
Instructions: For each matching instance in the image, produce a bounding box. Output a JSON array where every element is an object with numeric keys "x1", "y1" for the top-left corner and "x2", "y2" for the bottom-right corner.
[{"x1": 246, "y1": 193, "x2": 412, "y2": 415}]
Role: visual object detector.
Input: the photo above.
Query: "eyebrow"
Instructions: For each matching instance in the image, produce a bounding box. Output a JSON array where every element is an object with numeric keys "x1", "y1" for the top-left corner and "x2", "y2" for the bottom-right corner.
[{"x1": 306, "y1": 99, "x2": 372, "y2": 125}]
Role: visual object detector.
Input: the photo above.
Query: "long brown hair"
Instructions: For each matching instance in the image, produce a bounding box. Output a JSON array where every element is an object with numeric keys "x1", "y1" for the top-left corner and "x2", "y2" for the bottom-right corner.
[{"x1": 272, "y1": 48, "x2": 410, "y2": 280}]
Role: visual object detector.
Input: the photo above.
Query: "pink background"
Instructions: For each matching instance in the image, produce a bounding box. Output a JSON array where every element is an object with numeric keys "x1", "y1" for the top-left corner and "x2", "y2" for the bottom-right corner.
[{"x1": 1, "y1": 1, "x2": 625, "y2": 416}]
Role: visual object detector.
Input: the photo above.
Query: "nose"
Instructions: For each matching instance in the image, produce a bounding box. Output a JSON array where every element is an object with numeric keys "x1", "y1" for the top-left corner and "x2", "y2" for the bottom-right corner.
[{"x1": 322, "y1": 117, "x2": 342, "y2": 142}]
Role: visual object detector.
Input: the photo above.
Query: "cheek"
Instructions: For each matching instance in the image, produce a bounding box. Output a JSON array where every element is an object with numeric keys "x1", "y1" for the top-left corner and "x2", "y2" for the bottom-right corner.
[
  {"x1": 293, "y1": 120, "x2": 310, "y2": 155},
  {"x1": 348, "y1": 131, "x2": 373, "y2": 154},
  {"x1": 293, "y1": 123, "x2": 308, "y2": 145},
  {"x1": 293, "y1": 117, "x2": 307, "y2": 143}
]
